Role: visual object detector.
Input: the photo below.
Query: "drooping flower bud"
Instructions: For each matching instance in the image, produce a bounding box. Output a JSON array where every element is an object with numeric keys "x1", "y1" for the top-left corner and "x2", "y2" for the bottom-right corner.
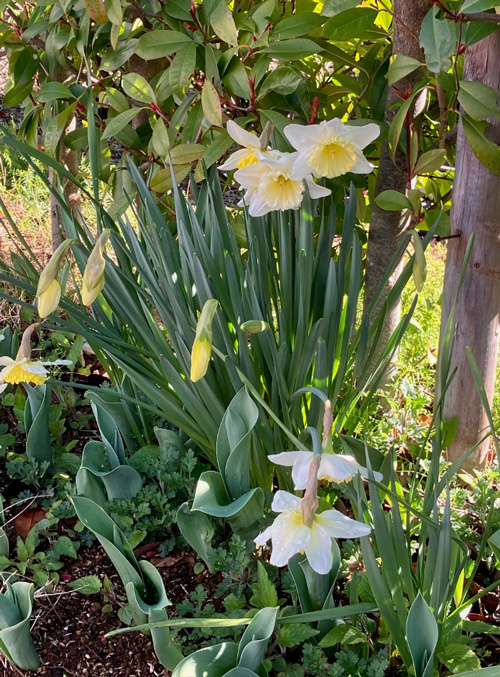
[
  {"x1": 36, "y1": 239, "x2": 75, "y2": 319},
  {"x1": 81, "y1": 230, "x2": 112, "y2": 306},
  {"x1": 190, "y1": 299, "x2": 218, "y2": 382},
  {"x1": 15, "y1": 323, "x2": 39, "y2": 362}
]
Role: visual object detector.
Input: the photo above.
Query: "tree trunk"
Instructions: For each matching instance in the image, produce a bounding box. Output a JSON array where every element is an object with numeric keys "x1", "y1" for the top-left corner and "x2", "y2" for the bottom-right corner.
[
  {"x1": 438, "y1": 31, "x2": 500, "y2": 470},
  {"x1": 363, "y1": 0, "x2": 429, "y2": 364}
]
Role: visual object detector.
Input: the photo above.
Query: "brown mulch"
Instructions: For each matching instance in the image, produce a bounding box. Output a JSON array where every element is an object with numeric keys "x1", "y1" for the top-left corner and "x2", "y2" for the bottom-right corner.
[{"x1": 0, "y1": 544, "x2": 216, "y2": 677}]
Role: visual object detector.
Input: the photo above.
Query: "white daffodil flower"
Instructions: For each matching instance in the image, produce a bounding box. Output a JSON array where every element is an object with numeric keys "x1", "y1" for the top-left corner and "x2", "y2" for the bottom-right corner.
[
  {"x1": 255, "y1": 490, "x2": 371, "y2": 574},
  {"x1": 0, "y1": 323, "x2": 71, "y2": 393},
  {"x1": 268, "y1": 450, "x2": 383, "y2": 490},
  {"x1": 284, "y1": 119, "x2": 380, "y2": 180},
  {"x1": 235, "y1": 152, "x2": 331, "y2": 217},
  {"x1": 219, "y1": 120, "x2": 268, "y2": 171},
  {"x1": 0, "y1": 356, "x2": 71, "y2": 392}
]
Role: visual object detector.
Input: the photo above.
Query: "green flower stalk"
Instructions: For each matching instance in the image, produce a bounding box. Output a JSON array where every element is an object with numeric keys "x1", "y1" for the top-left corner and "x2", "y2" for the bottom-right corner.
[
  {"x1": 81, "y1": 229, "x2": 111, "y2": 306},
  {"x1": 190, "y1": 299, "x2": 218, "y2": 382}
]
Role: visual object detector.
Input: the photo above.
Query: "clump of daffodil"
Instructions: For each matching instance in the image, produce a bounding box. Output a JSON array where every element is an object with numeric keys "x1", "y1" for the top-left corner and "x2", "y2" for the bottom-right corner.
[
  {"x1": 36, "y1": 239, "x2": 76, "y2": 319},
  {"x1": 190, "y1": 299, "x2": 218, "y2": 382},
  {"x1": 81, "y1": 230, "x2": 112, "y2": 306},
  {"x1": 284, "y1": 118, "x2": 380, "y2": 180},
  {"x1": 0, "y1": 324, "x2": 71, "y2": 393},
  {"x1": 234, "y1": 151, "x2": 331, "y2": 217},
  {"x1": 218, "y1": 120, "x2": 274, "y2": 171},
  {"x1": 255, "y1": 399, "x2": 371, "y2": 574}
]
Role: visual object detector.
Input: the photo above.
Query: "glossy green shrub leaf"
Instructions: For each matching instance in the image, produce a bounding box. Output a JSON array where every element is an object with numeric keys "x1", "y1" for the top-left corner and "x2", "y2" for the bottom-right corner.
[
  {"x1": 458, "y1": 80, "x2": 500, "y2": 121},
  {"x1": 322, "y1": 0, "x2": 361, "y2": 16},
  {"x1": 375, "y1": 190, "x2": 413, "y2": 212},
  {"x1": 259, "y1": 67, "x2": 303, "y2": 97},
  {"x1": 262, "y1": 39, "x2": 320, "y2": 60},
  {"x1": 388, "y1": 54, "x2": 423, "y2": 87},
  {"x1": 462, "y1": 115, "x2": 500, "y2": 174},
  {"x1": 406, "y1": 593, "x2": 438, "y2": 677},
  {"x1": 271, "y1": 13, "x2": 324, "y2": 39},
  {"x1": 122, "y1": 73, "x2": 155, "y2": 104},
  {"x1": 324, "y1": 8, "x2": 377, "y2": 41},
  {"x1": 170, "y1": 42, "x2": 197, "y2": 101},
  {"x1": 37, "y1": 81, "x2": 74, "y2": 102},
  {"x1": 210, "y1": 1, "x2": 238, "y2": 47},
  {"x1": 461, "y1": 0, "x2": 499, "y2": 11},
  {"x1": 134, "y1": 30, "x2": 193, "y2": 59},
  {"x1": 202, "y1": 80, "x2": 223, "y2": 126},
  {"x1": 412, "y1": 149, "x2": 446, "y2": 175},
  {"x1": 102, "y1": 109, "x2": 142, "y2": 140},
  {"x1": 419, "y1": 6, "x2": 456, "y2": 74}
]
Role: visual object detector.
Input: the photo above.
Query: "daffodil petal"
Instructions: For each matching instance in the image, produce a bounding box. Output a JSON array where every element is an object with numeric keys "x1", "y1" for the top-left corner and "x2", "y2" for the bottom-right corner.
[
  {"x1": 268, "y1": 512, "x2": 310, "y2": 567},
  {"x1": 248, "y1": 195, "x2": 272, "y2": 217},
  {"x1": 271, "y1": 490, "x2": 302, "y2": 513},
  {"x1": 319, "y1": 454, "x2": 361, "y2": 482},
  {"x1": 0, "y1": 383, "x2": 7, "y2": 394},
  {"x1": 315, "y1": 509, "x2": 371, "y2": 539},
  {"x1": 284, "y1": 123, "x2": 323, "y2": 151},
  {"x1": 304, "y1": 177, "x2": 331, "y2": 200},
  {"x1": 226, "y1": 120, "x2": 260, "y2": 149},
  {"x1": 22, "y1": 362, "x2": 48, "y2": 376},
  {"x1": 254, "y1": 524, "x2": 274, "y2": 546},
  {"x1": 291, "y1": 454, "x2": 314, "y2": 491},
  {"x1": 343, "y1": 123, "x2": 380, "y2": 149},
  {"x1": 348, "y1": 152, "x2": 374, "y2": 174},
  {"x1": 305, "y1": 524, "x2": 333, "y2": 574},
  {"x1": 0, "y1": 357, "x2": 15, "y2": 366},
  {"x1": 219, "y1": 149, "x2": 254, "y2": 171},
  {"x1": 268, "y1": 451, "x2": 311, "y2": 467}
]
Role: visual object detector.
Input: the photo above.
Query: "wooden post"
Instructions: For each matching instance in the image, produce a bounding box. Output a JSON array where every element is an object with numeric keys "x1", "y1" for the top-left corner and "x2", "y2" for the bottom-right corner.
[{"x1": 439, "y1": 31, "x2": 500, "y2": 469}]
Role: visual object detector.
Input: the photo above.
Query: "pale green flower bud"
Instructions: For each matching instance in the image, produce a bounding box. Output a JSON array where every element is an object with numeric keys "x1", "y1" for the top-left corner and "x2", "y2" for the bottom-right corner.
[
  {"x1": 37, "y1": 279, "x2": 61, "y2": 319},
  {"x1": 190, "y1": 299, "x2": 218, "y2": 382},
  {"x1": 81, "y1": 230, "x2": 112, "y2": 306},
  {"x1": 36, "y1": 239, "x2": 76, "y2": 318},
  {"x1": 240, "y1": 320, "x2": 270, "y2": 333}
]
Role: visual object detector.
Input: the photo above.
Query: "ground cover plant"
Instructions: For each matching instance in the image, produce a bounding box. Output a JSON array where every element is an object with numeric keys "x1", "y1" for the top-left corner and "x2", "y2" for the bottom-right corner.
[{"x1": 1, "y1": 0, "x2": 500, "y2": 675}]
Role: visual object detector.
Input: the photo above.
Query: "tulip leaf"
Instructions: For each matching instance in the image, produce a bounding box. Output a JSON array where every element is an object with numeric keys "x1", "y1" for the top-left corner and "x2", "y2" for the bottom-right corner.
[
  {"x1": 176, "y1": 501, "x2": 215, "y2": 573},
  {"x1": 172, "y1": 641, "x2": 239, "y2": 677},
  {"x1": 24, "y1": 384, "x2": 53, "y2": 471},
  {"x1": 0, "y1": 583, "x2": 40, "y2": 672},
  {"x1": 406, "y1": 593, "x2": 438, "y2": 677}
]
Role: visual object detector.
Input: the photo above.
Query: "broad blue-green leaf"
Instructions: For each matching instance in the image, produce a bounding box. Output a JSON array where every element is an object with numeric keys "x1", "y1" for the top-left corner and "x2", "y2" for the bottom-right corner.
[
  {"x1": 0, "y1": 583, "x2": 40, "y2": 671},
  {"x1": 419, "y1": 6, "x2": 456, "y2": 74},
  {"x1": 324, "y1": 8, "x2": 377, "y2": 41},
  {"x1": 458, "y1": 80, "x2": 500, "y2": 121},
  {"x1": 24, "y1": 384, "x2": 53, "y2": 470},
  {"x1": 77, "y1": 441, "x2": 142, "y2": 501},
  {"x1": 176, "y1": 502, "x2": 215, "y2": 572},
  {"x1": 406, "y1": 593, "x2": 438, "y2": 677},
  {"x1": 134, "y1": 30, "x2": 192, "y2": 60},
  {"x1": 237, "y1": 607, "x2": 277, "y2": 672},
  {"x1": 172, "y1": 641, "x2": 238, "y2": 677}
]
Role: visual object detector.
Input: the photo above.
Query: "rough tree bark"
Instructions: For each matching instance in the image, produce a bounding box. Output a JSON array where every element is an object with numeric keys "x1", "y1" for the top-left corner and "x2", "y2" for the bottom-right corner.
[
  {"x1": 438, "y1": 30, "x2": 500, "y2": 470},
  {"x1": 363, "y1": 0, "x2": 429, "y2": 360}
]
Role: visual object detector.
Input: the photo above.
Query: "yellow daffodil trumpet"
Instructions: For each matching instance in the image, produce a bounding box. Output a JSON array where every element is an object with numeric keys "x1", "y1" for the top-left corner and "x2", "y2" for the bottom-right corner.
[
  {"x1": 81, "y1": 230, "x2": 112, "y2": 306},
  {"x1": 190, "y1": 299, "x2": 218, "y2": 382}
]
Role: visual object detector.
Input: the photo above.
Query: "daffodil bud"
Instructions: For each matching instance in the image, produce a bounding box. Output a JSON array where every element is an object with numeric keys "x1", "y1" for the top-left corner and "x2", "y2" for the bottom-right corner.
[
  {"x1": 240, "y1": 320, "x2": 270, "y2": 334},
  {"x1": 16, "y1": 323, "x2": 39, "y2": 362},
  {"x1": 36, "y1": 239, "x2": 75, "y2": 319},
  {"x1": 190, "y1": 299, "x2": 218, "y2": 382},
  {"x1": 81, "y1": 230, "x2": 112, "y2": 306},
  {"x1": 37, "y1": 279, "x2": 61, "y2": 319}
]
